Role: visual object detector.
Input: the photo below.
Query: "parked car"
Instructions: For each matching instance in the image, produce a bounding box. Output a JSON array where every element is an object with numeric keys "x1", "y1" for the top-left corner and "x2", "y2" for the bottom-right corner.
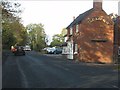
[
  {"x1": 46, "y1": 48, "x2": 55, "y2": 54},
  {"x1": 23, "y1": 45, "x2": 31, "y2": 51},
  {"x1": 54, "y1": 48, "x2": 62, "y2": 54},
  {"x1": 46, "y1": 47, "x2": 62, "y2": 54},
  {"x1": 13, "y1": 46, "x2": 25, "y2": 56}
]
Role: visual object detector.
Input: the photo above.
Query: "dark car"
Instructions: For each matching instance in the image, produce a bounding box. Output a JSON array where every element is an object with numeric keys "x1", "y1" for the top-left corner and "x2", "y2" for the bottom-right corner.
[
  {"x1": 54, "y1": 48, "x2": 62, "y2": 54},
  {"x1": 14, "y1": 46, "x2": 25, "y2": 56}
]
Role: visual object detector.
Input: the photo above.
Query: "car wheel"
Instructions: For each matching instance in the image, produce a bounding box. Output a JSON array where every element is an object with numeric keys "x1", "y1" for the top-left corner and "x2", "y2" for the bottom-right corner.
[
  {"x1": 23, "y1": 53, "x2": 25, "y2": 55},
  {"x1": 54, "y1": 51, "x2": 56, "y2": 54}
]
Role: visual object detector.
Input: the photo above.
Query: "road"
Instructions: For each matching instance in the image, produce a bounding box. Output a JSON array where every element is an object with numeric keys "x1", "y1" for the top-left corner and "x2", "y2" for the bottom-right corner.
[{"x1": 2, "y1": 51, "x2": 119, "y2": 88}]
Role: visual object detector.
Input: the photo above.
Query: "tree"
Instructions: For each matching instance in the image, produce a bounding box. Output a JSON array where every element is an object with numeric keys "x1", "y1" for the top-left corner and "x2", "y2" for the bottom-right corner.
[
  {"x1": 26, "y1": 23, "x2": 47, "y2": 51},
  {"x1": 50, "y1": 28, "x2": 67, "y2": 47},
  {"x1": 61, "y1": 28, "x2": 67, "y2": 36},
  {"x1": 2, "y1": 22, "x2": 17, "y2": 49},
  {"x1": 50, "y1": 34, "x2": 63, "y2": 47},
  {"x1": 2, "y1": 0, "x2": 27, "y2": 49}
]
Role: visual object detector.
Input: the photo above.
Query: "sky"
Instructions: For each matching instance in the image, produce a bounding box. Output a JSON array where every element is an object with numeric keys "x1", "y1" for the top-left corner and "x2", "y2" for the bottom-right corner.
[{"x1": 17, "y1": 0, "x2": 118, "y2": 44}]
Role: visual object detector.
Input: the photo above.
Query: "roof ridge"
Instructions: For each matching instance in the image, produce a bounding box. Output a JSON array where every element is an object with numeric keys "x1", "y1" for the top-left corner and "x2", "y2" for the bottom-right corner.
[{"x1": 66, "y1": 8, "x2": 94, "y2": 29}]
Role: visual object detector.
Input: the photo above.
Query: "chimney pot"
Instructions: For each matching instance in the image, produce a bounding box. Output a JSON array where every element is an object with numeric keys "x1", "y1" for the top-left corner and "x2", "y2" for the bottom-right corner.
[{"x1": 73, "y1": 16, "x2": 75, "y2": 21}]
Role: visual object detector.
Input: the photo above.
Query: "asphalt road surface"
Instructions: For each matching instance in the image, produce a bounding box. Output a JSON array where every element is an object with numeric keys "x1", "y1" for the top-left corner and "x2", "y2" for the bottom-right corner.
[{"x1": 2, "y1": 51, "x2": 119, "y2": 88}]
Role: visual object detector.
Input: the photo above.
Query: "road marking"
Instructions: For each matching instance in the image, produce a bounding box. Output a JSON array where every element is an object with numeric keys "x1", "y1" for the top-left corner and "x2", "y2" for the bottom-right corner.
[{"x1": 16, "y1": 60, "x2": 29, "y2": 88}]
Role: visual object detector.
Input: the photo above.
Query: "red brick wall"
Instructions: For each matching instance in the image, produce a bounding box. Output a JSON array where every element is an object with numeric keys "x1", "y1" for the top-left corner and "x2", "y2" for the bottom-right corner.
[
  {"x1": 114, "y1": 16, "x2": 120, "y2": 62},
  {"x1": 116, "y1": 16, "x2": 120, "y2": 46},
  {"x1": 67, "y1": 28, "x2": 70, "y2": 38},
  {"x1": 74, "y1": 10, "x2": 114, "y2": 63}
]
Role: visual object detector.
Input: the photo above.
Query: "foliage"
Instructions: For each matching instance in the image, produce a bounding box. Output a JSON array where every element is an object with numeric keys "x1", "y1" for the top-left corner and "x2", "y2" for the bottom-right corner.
[
  {"x1": 50, "y1": 34, "x2": 63, "y2": 47},
  {"x1": 2, "y1": 0, "x2": 27, "y2": 49},
  {"x1": 50, "y1": 28, "x2": 67, "y2": 47},
  {"x1": 2, "y1": 22, "x2": 16, "y2": 49},
  {"x1": 26, "y1": 23, "x2": 47, "y2": 51},
  {"x1": 61, "y1": 28, "x2": 67, "y2": 36},
  {"x1": 1, "y1": 0, "x2": 22, "y2": 18}
]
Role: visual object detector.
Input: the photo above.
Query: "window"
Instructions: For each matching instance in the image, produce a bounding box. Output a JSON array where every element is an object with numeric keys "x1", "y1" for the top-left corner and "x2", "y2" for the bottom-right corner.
[
  {"x1": 70, "y1": 27, "x2": 73, "y2": 35},
  {"x1": 91, "y1": 39, "x2": 108, "y2": 42},
  {"x1": 76, "y1": 25, "x2": 79, "y2": 33},
  {"x1": 75, "y1": 44, "x2": 78, "y2": 53}
]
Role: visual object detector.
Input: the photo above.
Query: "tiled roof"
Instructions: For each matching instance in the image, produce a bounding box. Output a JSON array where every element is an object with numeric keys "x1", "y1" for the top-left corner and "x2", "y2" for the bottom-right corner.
[{"x1": 66, "y1": 8, "x2": 93, "y2": 29}]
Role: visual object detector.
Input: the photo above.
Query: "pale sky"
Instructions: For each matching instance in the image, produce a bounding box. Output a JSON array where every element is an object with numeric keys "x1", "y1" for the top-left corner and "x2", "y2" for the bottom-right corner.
[{"x1": 17, "y1": 0, "x2": 118, "y2": 44}]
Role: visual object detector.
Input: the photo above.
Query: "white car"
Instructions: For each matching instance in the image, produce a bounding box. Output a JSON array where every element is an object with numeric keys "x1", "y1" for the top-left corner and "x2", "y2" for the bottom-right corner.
[
  {"x1": 24, "y1": 45, "x2": 31, "y2": 51},
  {"x1": 46, "y1": 48, "x2": 56, "y2": 54}
]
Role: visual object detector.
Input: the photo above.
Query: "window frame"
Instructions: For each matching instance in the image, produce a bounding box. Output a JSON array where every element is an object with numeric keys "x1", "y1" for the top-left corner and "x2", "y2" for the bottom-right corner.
[
  {"x1": 75, "y1": 44, "x2": 78, "y2": 53},
  {"x1": 70, "y1": 27, "x2": 73, "y2": 35},
  {"x1": 76, "y1": 24, "x2": 79, "y2": 33}
]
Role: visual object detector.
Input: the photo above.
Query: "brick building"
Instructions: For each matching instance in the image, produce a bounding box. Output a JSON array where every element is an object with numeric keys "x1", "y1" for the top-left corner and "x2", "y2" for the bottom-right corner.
[
  {"x1": 65, "y1": 0, "x2": 114, "y2": 63},
  {"x1": 114, "y1": 16, "x2": 120, "y2": 63}
]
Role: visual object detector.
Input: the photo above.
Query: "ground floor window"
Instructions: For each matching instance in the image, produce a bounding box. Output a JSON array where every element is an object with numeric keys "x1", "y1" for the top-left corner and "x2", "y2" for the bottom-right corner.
[{"x1": 74, "y1": 44, "x2": 78, "y2": 54}]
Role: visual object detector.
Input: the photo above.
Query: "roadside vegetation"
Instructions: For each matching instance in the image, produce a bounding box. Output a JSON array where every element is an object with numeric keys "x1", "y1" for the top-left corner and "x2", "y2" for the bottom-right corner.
[
  {"x1": 2, "y1": 0, "x2": 48, "y2": 52},
  {"x1": 2, "y1": 0, "x2": 27, "y2": 49},
  {"x1": 26, "y1": 23, "x2": 48, "y2": 51},
  {"x1": 50, "y1": 28, "x2": 67, "y2": 47},
  {"x1": 2, "y1": 0, "x2": 66, "y2": 52}
]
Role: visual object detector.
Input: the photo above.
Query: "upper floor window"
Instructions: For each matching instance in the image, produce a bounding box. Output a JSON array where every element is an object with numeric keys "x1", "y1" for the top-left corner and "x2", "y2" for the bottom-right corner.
[
  {"x1": 76, "y1": 24, "x2": 79, "y2": 33},
  {"x1": 70, "y1": 27, "x2": 73, "y2": 35}
]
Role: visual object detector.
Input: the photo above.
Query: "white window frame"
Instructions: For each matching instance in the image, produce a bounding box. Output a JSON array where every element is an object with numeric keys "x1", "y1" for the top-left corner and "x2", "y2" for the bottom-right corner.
[
  {"x1": 74, "y1": 44, "x2": 78, "y2": 54},
  {"x1": 70, "y1": 27, "x2": 73, "y2": 35},
  {"x1": 76, "y1": 24, "x2": 79, "y2": 33}
]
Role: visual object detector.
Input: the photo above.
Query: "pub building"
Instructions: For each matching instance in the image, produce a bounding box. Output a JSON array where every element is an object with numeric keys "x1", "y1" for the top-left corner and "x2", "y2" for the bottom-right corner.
[{"x1": 64, "y1": 0, "x2": 114, "y2": 63}]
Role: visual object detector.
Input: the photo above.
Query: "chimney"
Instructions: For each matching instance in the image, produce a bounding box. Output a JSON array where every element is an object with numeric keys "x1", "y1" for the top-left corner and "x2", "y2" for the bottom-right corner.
[
  {"x1": 93, "y1": 0, "x2": 102, "y2": 10},
  {"x1": 73, "y1": 16, "x2": 75, "y2": 21}
]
